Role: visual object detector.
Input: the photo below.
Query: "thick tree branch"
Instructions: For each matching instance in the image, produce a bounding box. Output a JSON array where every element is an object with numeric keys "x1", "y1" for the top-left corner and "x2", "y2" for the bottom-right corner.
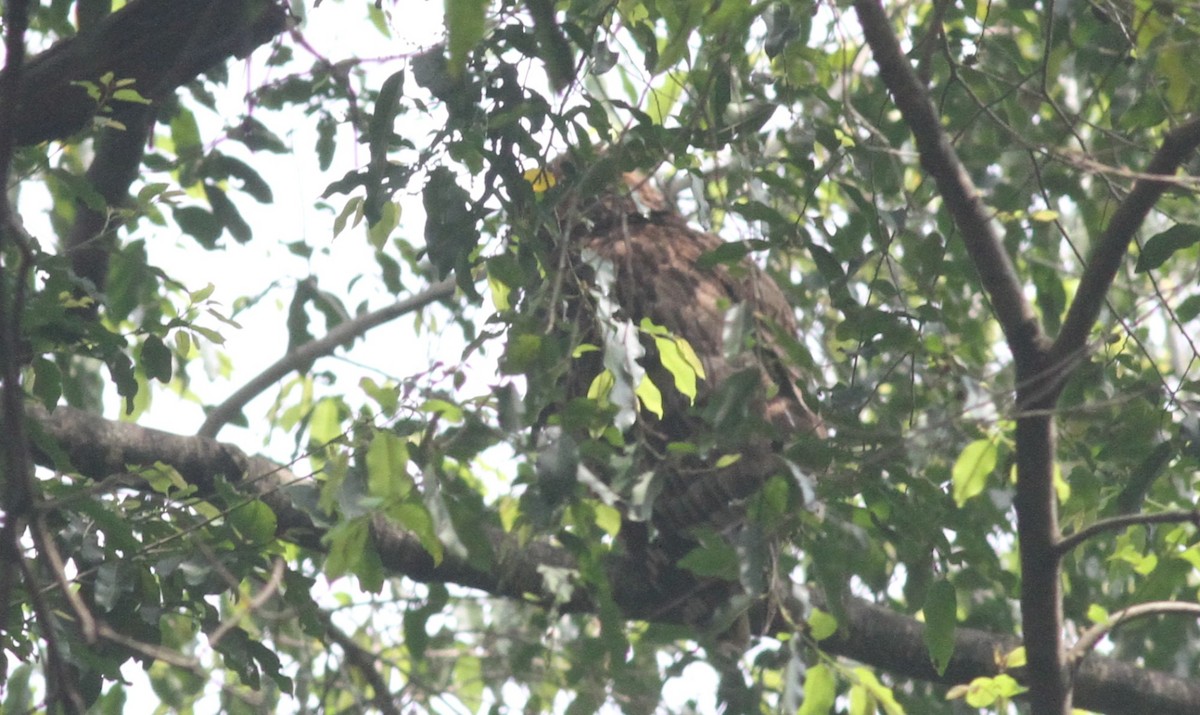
[
  {"x1": 197, "y1": 278, "x2": 456, "y2": 439},
  {"x1": 852, "y1": 3, "x2": 1069, "y2": 711},
  {"x1": 1049, "y1": 117, "x2": 1200, "y2": 368},
  {"x1": 26, "y1": 404, "x2": 1200, "y2": 715},
  {"x1": 0, "y1": 0, "x2": 37, "y2": 664},
  {"x1": 11, "y1": 0, "x2": 288, "y2": 147},
  {"x1": 66, "y1": 104, "x2": 156, "y2": 291}
]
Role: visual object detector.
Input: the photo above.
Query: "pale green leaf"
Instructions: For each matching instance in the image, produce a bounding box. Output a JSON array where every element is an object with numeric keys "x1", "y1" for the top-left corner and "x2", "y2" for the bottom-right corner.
[
  {"x1": 952, "y1": 437, "x2": 998, "y2": 507},
  {"x1": 797, "y1": 663, "x2": 837, "y2": 715}
]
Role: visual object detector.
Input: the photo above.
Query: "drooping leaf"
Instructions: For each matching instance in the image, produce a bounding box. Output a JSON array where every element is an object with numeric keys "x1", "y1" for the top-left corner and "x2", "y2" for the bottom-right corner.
[
  {"x1": 923, "y1": 579, "x2": 957, "y2": 676},
  {"x1": 952, "y1": 437, "x2": 998, "y2": 507},
  {"x1": 1135, "y1": 224, "x2": 1200, "y2": 272}
]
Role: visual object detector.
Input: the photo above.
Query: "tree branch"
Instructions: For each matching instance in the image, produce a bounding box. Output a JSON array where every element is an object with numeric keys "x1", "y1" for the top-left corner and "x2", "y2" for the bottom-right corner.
[
  {"x1": 11, "y1": 0, "x2": 288, "y2": 147},
  {"x1": 0, "y1": 0, "x2": 37, "y2": 662},
  {"x1": 1057, "y1": 510, "x2": 1200, "y2": 556},
  {"x1": 851, "y1": 0, "x2": 1046, "y2": 364},
  {"x1": 197, "y1": 278, "x2": 456, "y2": 439},
  {"x1": 1049, "y1": 117, "x2": 1200, "y2": 368},
  {"x1": 27, "y1": 403, "x2": 1200, "y2": 715},
  {"x1": 852, "y1": 3, "x2": 1069, "y2": 711},
  {"x1": 1069, "y1": 601, "x2": 1200, "y2": 668}
]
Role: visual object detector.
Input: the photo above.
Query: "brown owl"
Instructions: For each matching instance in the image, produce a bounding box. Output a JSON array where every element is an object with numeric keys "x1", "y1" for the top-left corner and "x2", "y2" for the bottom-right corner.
[{"x1": 537, "y1": 153, "x2": 825, "y2": 536}]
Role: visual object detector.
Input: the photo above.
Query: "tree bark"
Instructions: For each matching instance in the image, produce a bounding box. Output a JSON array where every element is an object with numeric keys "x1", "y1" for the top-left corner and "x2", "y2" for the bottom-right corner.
[
  {"x1": 12, "y1": 0, "x2": 288, "y2": 147},
  {"x1": 27, "y1": 403, "x2": 1200, "y2": 715}
]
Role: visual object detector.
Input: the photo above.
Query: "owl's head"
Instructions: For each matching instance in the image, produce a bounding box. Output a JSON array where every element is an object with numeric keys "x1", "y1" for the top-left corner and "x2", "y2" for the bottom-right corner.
[{"x1": 533, "y1": 150, "x2": 674, "y2": 239}]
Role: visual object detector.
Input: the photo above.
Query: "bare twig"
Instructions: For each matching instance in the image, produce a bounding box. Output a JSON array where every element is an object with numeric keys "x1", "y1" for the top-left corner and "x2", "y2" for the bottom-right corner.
[
  {"x1": 209, "y1": 558, "x2": 287, "y2": 646},
  {"x1": 1069, "y1": 601, "x2": 1200, "y2": 666},
  {"x1": 31, "y1": 515, "x2": 98, "y2": 643},
  {"x1": 1057, "y1": 510, "x2": 1200, "y2": 557},
  {"x1": 1050, "y1": 117, "x2": 1200, "y2": 369},
  {"x1": 321, "y1": 613, "x2": 403, "y2": 715},
  {"x1": 15, "y1": 554, "x2": 87, "y2": 713},
  {"x1": 197, "y1": 278, "x2": 456, "y2": 438}
]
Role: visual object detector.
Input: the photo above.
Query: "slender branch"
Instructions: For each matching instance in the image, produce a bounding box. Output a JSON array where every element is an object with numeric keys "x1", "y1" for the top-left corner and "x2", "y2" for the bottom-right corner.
[
  {"x1": 31, "y1": 514, "x2": 98, "y2": 643},
  {"x1": 1051, "y1": 117, "x2": 1200, "y2": 368},
  {"x1": 197, "y1": 278, "x2": 456, "y2": 438},
  {"x1": 852, "y1": 0, "x2": 1046, "y2": 363},
  {"x1": 321, "y1": 612, "x2": 404, "y2": 715},
  {"x1": 1058, "y1": 510, "x2": 1200, "y2": 556},
  {"x1": 16, "y1": 555, "x2": 87, "y2": 713},
  {"x1": 1070, "y1": 601, "x2": 1200, "y2": 666},
  {"x1": 95, "y1": 623, "x2": 202, "y2": 669},
  {"x1": 208, "y1": 557, "x2": 287, "y2": 646}
]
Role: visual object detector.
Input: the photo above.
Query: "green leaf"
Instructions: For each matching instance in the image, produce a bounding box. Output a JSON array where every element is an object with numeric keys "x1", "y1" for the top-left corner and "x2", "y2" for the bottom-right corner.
[
  {"x1": 316, "y1": 113, "x2": 337, "y2": 171},
  {"x1": 30, "y1": 357, "x2": 62, "y2": 407},
  {"x1": 308, "y1": 397, "x2": 343, "y2": 446},
  {"x1": 140, "y1": 334, "x2": 173, "y2": 383},
  {"x1": 808, "y1": 608, "x2": 838, "y2": 641},
  {"x1": 365, "y1": 69, "x2": 406, "y2": 225},
  {"x1": 324, "y1": 517, "x2": 369, "y2": 581},
  {"x1": 205, "y1": 184, "x2": 252, "y2": 243},
  {"x1": 644, "y1": 318, "x2": 707, "y2": 401},
  {"x1": 229, "y1": 500, "x2": 278, "y2": 546},
  {"x1": 174, "y1": 206, "x2": 223, "y2": 248},
  {"x1": 797, "y1": 663, "x2": 837, "y2": 715},
  {"x1": 169, "y1": 108, "x2": 203, "y2": 159},
  {"x1": 853, "y1": 668, "x2": 905, "y2": 715},
  {"x1": 677, "y1": 532, "x2": 739, "y2": 580},
  {"x1": 112, "y1": 87, "x2": 151, "y2": 104},
  {"x1": 3, "y1": 664, "x2": 33, "y2": 715},
  {"x1": 389, "y1": 501, "x2": 444, "y2": 565},
  {"x1": 365, "y1": 431, "x2": 414, "y2": 501},
  {"x1": 333, "y1": 196, "x2": 364, "y2": 239},
  {"x1": 952, "y1": 437, "x2": 998, "y2": 507},
  {"x1": 423, "y1": 167, "x2": 477, "y2": 288},
  {"x1": 635, "y1": 374, "x2": 663, "y2": 418},
  {"x1": 922, "y1": 579, "x2": 957, "y2": 676},
  {"x1": 210, "y1": 154, "x2": 274, "y2": 203},
  {"x1": 444, "y1": 0, "x2": 487, "y2": 77},
  {"x1": 1135, "y1": 224, "x2": 1200, "y2": 272}
]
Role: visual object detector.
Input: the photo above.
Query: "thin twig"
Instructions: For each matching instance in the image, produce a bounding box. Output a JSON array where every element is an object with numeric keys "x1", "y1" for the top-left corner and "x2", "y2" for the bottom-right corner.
[
  {"x1": 322, "y1": 613, "x2": 404, "y2": 715},
  {"x1": 197, "y1": 278, "x2": 456, "y2": 438},
  {"x1": 1057, "y1": 510, "x2": 1200, "y2": 557},
  {"x1": 852, "y1": 0, "x2": 1046, "y2": 363},
  {"x1": 1069, "y1": 601, "x2": 1200, "y2": 666},
  {"x1": 1050, "y1": 117, "x2": 1200, "y2": 369},
  {"x1": 208, "y1": 557, "x2": 287, "y2": 646}
]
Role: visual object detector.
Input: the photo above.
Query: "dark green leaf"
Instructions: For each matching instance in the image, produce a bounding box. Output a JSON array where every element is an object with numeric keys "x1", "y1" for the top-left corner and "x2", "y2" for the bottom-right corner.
[
  {"x1": 174, "y1": 206, "x2": 223, "y2": 248},
  {"x1": 205, "y1": 184, "x2": 252, "y2": 243},
  {"x1": 923, "y1": 579, "x2": 957, "y2": 676},
  {"x1": 140, "y1": 334, "x2": 172, "y2": 383},
  {"x1": 1136, "y1": 224, "x2": 1200, "y2": 272}
]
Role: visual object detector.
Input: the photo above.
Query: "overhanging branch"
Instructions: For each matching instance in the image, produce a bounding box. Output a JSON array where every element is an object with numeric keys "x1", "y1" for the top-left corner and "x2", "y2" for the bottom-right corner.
[
  {"x1": 26, "y1": 403, "x2": 1200, "y2": 714},
  {"x1": 13, "y1": 0, "x2": 288, "y2": 147}
]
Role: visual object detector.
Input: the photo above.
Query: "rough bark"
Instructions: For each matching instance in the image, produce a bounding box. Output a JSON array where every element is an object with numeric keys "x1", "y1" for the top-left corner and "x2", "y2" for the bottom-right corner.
[{"x1": 12, "y1": 0, "x2": 288, "y2": 147}]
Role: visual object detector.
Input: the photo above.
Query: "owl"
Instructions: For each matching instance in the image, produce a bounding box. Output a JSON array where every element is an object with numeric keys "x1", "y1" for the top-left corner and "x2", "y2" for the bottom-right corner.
[{"x1": 540, "y1": 155, "x2": 825, "y2": 515}]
